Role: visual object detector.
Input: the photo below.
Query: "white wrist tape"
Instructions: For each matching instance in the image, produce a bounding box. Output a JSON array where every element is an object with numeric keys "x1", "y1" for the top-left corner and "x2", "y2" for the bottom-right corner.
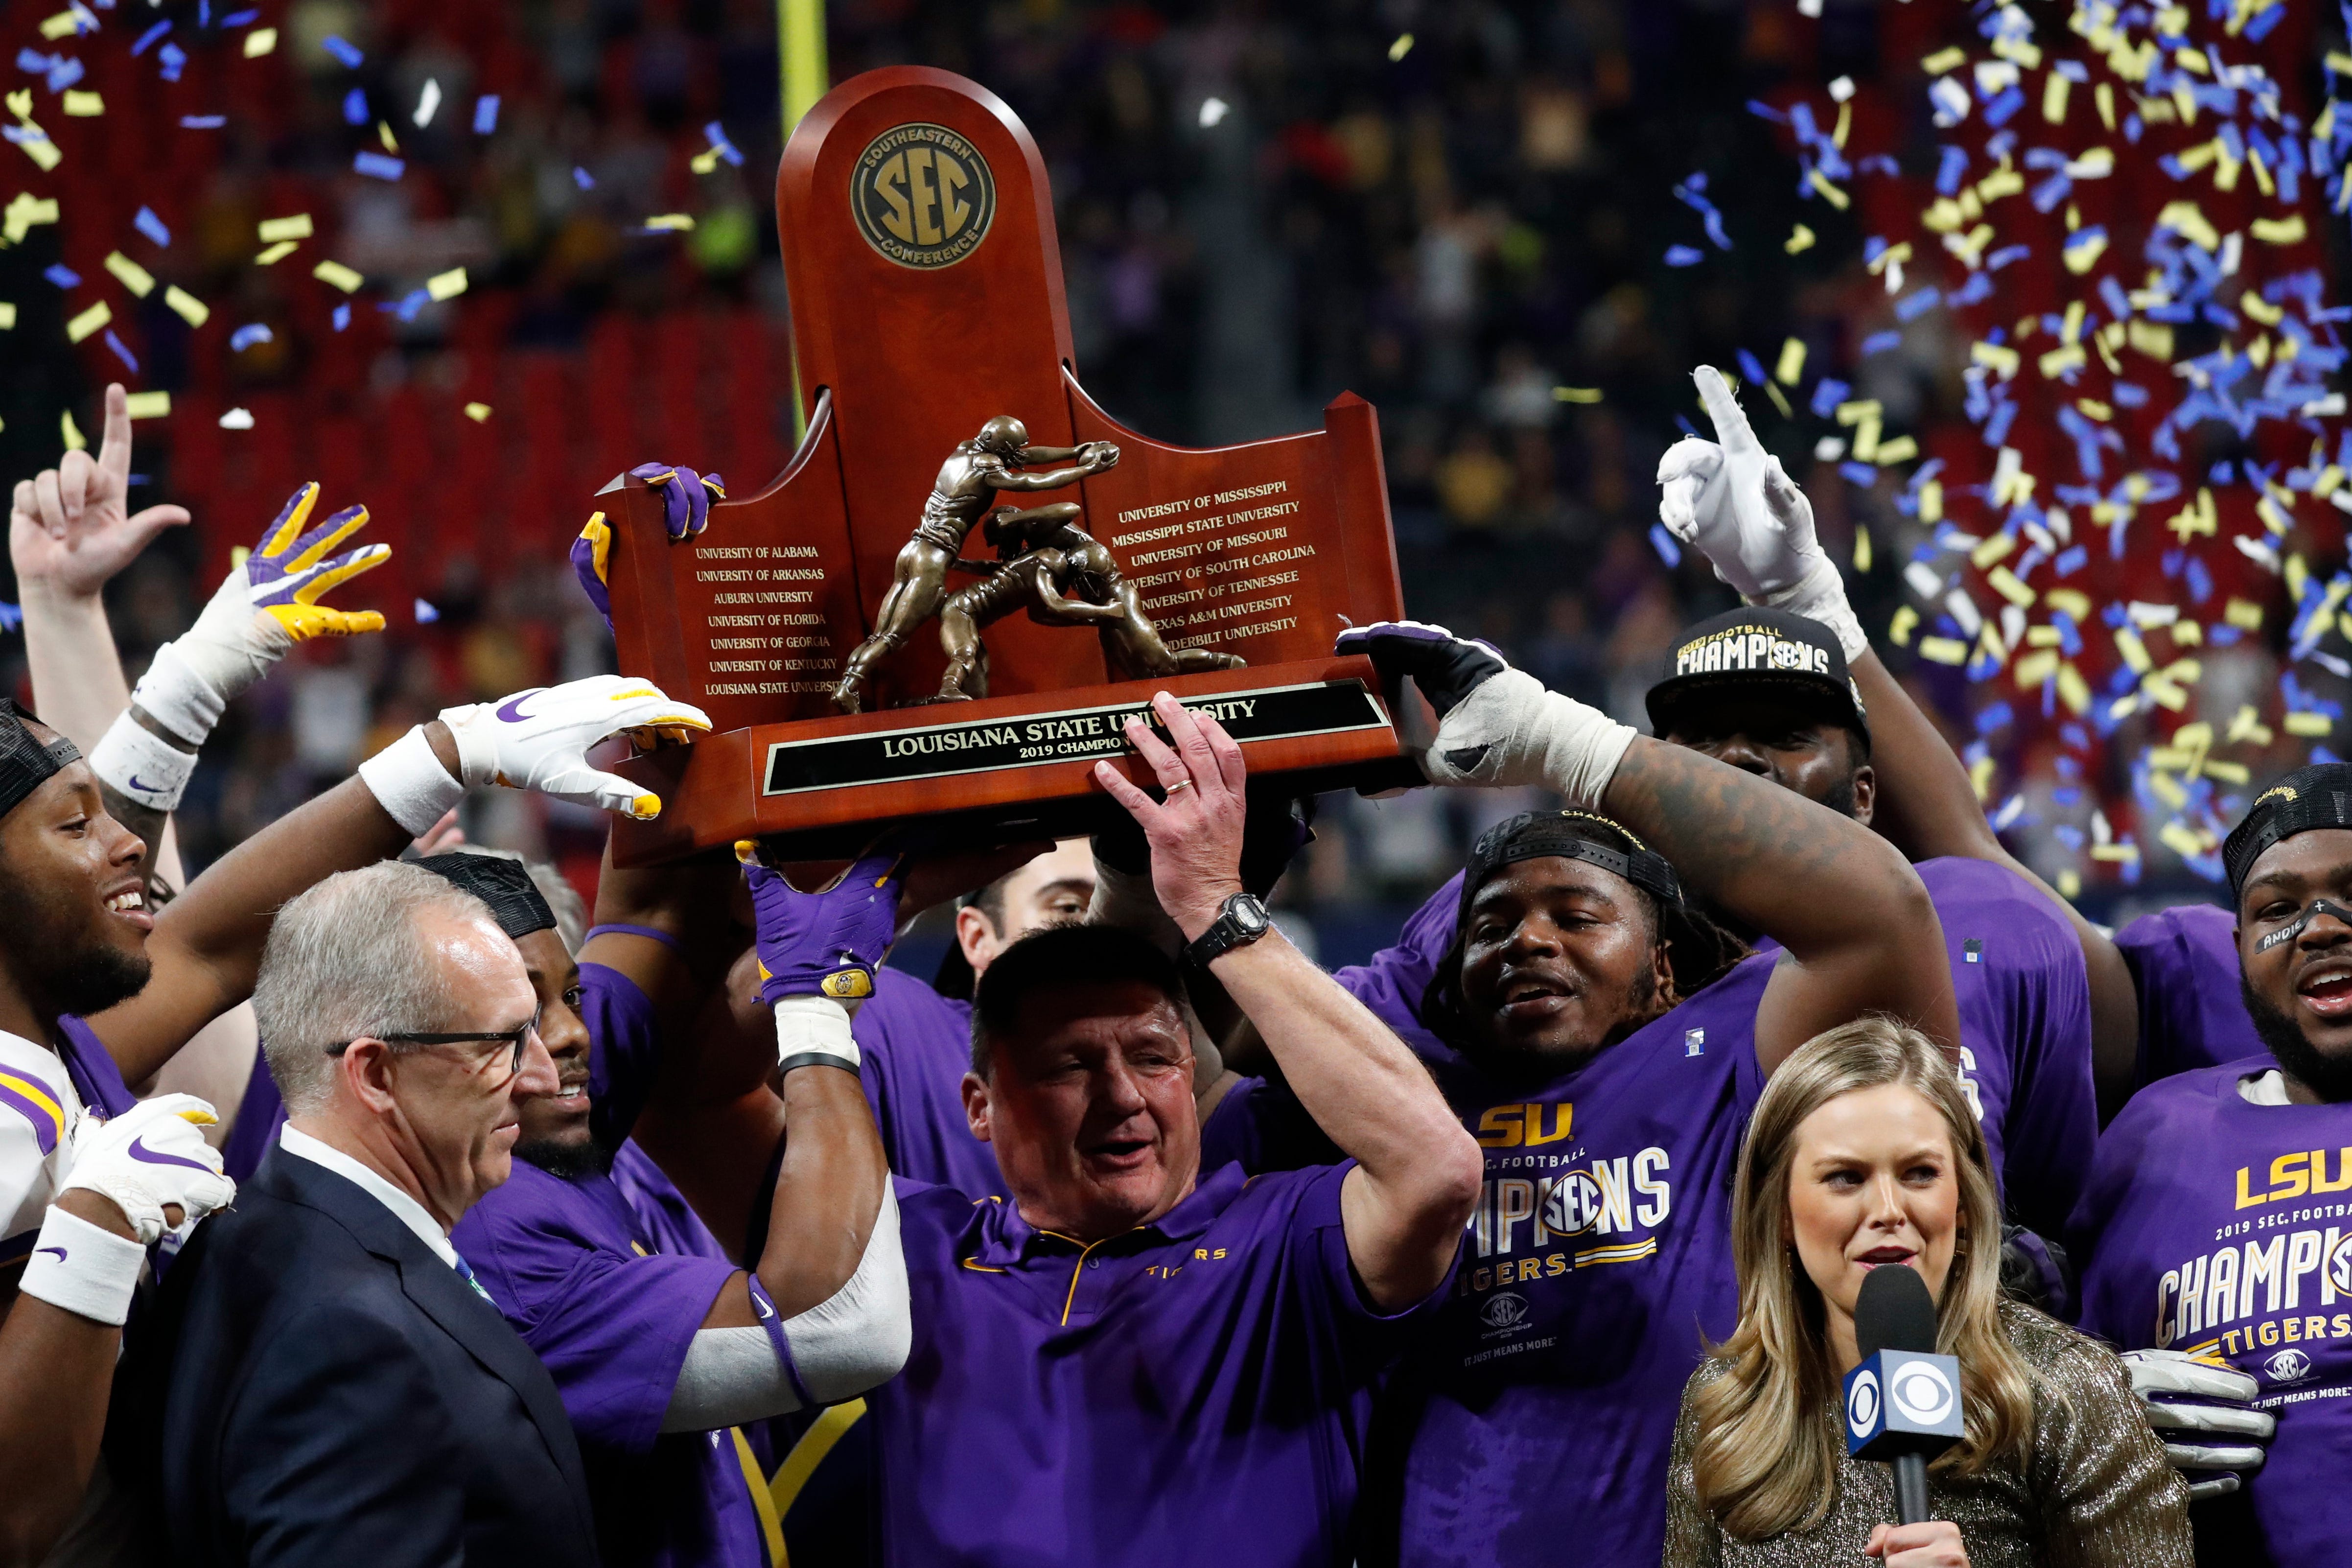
[
  {"x1": 357, "y1": 724, "x2": 466, "y2": 836},
  {"x1": 89, "y1": 711, "x2": 199, "y2": 812},
  {"x1": 1755, "y1": 556, "x2": 1868, "y2": 664},
  {"x1": 1423, "y1": 669, "x2": 1637, "y2": 807},
  {"x1": 130, "y1": 642, "x2": 230, "y2": 748},
  {"x1": 18, "y1": 1205, "x2": 146, "y2": 1327},
  {"x1": 774, "y1": 996, "x2": 861, "y2": 1074},
  {"x1": 437, "y1": 702, "x2": 502, "y2": 789}
]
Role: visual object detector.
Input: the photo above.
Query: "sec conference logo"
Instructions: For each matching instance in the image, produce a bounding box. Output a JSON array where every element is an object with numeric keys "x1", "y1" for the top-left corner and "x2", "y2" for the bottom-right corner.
[
  {"x1": 1845, "y1": 1368, "x2": 1881, "y2": 1437},
  {"x1": 1480, "y1": 1293, "x2": 1529, "y2": 1330},
  {"x1": 2265, "y1": 1348, "x2": 2313, "y2": 1385},
  {"x1": 851, "y1": 123, "x2": 996, "y2": 269}
]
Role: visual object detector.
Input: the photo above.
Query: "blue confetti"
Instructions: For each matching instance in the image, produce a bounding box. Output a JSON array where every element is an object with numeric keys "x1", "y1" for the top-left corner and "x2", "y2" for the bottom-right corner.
[
  {"x1": 220, "y1": 8, "x2": 260, "y2": 24},
  {"x1": 342, "y1": 87, "x2": 367, "y2": 125},
  {"x1": 1935, "y1": 145, "x2": 1969, "y2": 195},
  {"x1": 1895, "y1": 288, "x2": 1941, "y2": 321},
  {"x1": 179, "y1": 115, "x2": 224, "y2": 129},
  {"x1": 1810, "y1": 378, "x2": 1850, "y2": 419},
  {"x1": 1976, "y1": 702, "x2": 2013, "y2": 734},
  {"x1": 332, "y1": 301, "x2": 350, "y2": 331},
  {"x1": 1663, "y1": 245, "x2": 1704, "y2": 267},
  {"x1": 700, "y1": 120, "x2": 744, "y2": 167},
  {"x1": 572, "y1": 166, "x2": 595, "y2": 190},
  {"x1": 322, "y1": 35, "x2": 363, "y2": 69},
  {"x1": 1839, "y1": 461, "x2": 1879, "y2": 487},
  {"x1": 353, "y1": 151, "x2": 405, "y2": 180},
  {"x1": 102, "y1": 330, "x2": 137, "y2": 372},
  {"x1": 135, "y1": 206, "x2": 170, "y2": 247},
  {"x1": 473, "y1": 95, "x2": 499, "y2": 134},
  {"x1": 1736, "y1": 348, "x2": 1769, "y2": 386},
  {"x1": 43, "y1": 264, "x2": 79, "y2": 289},
  {"x1": 0, "y1": 604, "x2": 21, "y2": 634},
  {"x1": 229, "y1": 323, "x2": 274, "y2": 351},
  {"x1": 2053, "y1": 544, "x2": 2087, "y2": 576},
  {"x1": 131, "y1": 22, "x2": 169, "y2": 56},
  {"x1": 158, "y1": 42, "x2": 185, "y2": 82},
  {"x1": 1649, "y1": 523, "x2": 1682, "y2": 566},
  {"x1": 1860, "y1": 329, "x2": 1901, "y2": 357},
  {"x1": 1745, "y1": 100, "x2": 1789, "y2": 124},
  {"x1": 415, "y1": 598, "x2": 440, "y2": 624}
]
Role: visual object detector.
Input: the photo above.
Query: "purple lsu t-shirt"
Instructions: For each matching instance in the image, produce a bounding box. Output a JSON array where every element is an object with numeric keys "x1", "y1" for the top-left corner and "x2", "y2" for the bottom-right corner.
[
  {"x1": 2115, "y1": 901, "x2": 2263, "y2": 1086},
  {"x1": 220, "y1": 960, "x2": 653, "y2": 1186},
  {"x1": 2071, "y1": 1057, "x2": 2352, "y2": 1565},
  {"x1": 453, "y1": 1161, "x2": 758, "y2": 1568},
  {"x1": 872, "y1": 1162, "x2": 1446, "y2": 1568},
  {"x1": 1337, "y1": 859, "x2": 2097, "y2": 1237},
  {"x1": 852, "y1": 968, "x2": 1006, "y2": 1202},
  {"x1": 52, "y1": 1014, "x2": 139, "y2": 1119}
]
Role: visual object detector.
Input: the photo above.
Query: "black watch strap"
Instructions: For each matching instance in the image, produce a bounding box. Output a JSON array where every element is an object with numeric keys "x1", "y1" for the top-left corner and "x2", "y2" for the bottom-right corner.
[{"x1": 1185, "y1": 892, "x2": 1272, "y2": 968}]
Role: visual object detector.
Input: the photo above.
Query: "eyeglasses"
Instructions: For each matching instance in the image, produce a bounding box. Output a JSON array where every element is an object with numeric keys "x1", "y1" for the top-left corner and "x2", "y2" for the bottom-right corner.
[{"x1": 326, "y1": 1010, "x2": 541, "y2": 1080}]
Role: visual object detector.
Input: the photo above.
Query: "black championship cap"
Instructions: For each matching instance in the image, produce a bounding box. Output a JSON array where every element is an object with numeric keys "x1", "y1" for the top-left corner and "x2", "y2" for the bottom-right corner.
[
  {"x1": 2223, "y1": 762, "x2": 2352, "y2": 902},
  {"x1": 1645, "y1": 606, "x2": 1869, "y2": 744},
  {"x1": 1459, "y1": 809, "x2": 1684, "y2": 922},
  {"x1": 414, "y1": 852, "x2": 558, "y2": 942},
  {"x1": 0, "y1": 699, "x2": 81, "y2": 819}
]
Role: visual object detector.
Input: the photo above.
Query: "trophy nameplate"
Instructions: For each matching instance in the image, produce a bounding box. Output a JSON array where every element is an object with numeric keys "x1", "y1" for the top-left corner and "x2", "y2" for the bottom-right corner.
[{"x1": 603, "y1": 66, "x2": 1411, "y2": 862}]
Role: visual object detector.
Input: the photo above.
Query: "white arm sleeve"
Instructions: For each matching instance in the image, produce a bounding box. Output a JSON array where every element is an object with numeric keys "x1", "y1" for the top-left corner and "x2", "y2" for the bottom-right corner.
[{"x1": 659, "y1": 1183, "x2": 911, "y2": 1432}]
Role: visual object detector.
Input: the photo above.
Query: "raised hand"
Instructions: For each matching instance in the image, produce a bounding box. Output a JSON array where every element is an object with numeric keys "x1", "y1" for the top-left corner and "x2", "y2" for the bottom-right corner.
[
  {"x1": 9, "y1": 383, "x2": 192, "y2": 601},
  {"x1": 1090, "y1": 691, "x2": 1247, "y2": 941},
  {"x1": 631, "y1": 461, "x2": 725, "y2": 541},
  {"x1": 1657, "y1": 366, "x2": 1826, "y2": 602},
  {"x1": 59, "y1": 1093, "x2": 233, "y2": 1245},
  {"x1": 437, "y1": 674, "x2": 712, "y2": 820},
  {"x1": 2120, "y1": 1348, "x2": 2275, "y2": 1500},
  {"x1": 739, "y1": 843, "x2": 906, "y2": 1006}
]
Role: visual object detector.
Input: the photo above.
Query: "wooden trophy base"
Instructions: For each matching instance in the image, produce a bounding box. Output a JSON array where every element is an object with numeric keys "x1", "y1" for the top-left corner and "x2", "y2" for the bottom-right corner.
[{"x1": 607, "y1": 654, "x2": 1416, "y2": 865}]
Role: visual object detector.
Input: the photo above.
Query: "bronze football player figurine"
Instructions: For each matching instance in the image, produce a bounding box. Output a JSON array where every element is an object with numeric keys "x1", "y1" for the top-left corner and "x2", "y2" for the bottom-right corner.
[
  {"x1": 830, "y1": 416, "x2": 1118, "y2": 713},
  {"x1": 931, "y1": 510, "x2": 1243, "y2": 701}
]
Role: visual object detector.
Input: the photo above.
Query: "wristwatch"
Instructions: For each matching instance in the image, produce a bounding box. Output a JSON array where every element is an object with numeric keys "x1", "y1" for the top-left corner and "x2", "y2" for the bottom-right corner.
[{"x1": 1186, "y1": 891, "x2": 1273, "y2": 968}]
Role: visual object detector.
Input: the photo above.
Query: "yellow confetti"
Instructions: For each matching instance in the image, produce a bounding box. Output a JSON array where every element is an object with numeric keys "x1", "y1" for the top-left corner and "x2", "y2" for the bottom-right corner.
[
  {"x1": 689, "y1": 148, "x2": 722, "y2": 176},
  {"x1": 2127, "y1": 320, "x2": 2174, "y2": 360},
  {"x1": 1551, "y1": 386, "x2": 1602, "y2": 404},
  {"x1": 243, "y1": 26, "x2": 277, "y2": 56},
  {"x1": 1774, "y1": 337, "x2": 1807, "y2": 386},
  {"x1": 1918, "y1": 480, "x2": 1943, "y2": 525},
  {"x1": 1834, "y1": 399, "x2": 1883, "y2": 426},
  {"x1": 1805, "y1": 169, "x2": 1849, "y2": 210},
  {"x1": 2043, "y1": 71, "x2": 2071, "y2": 123},
  {"x1": 2156, "y1": 200, "x2": 2220, "y2": 253},
  {"x1": 312, "y1": 259, "x2": 364, "y2": 292},
  {"x1": 2056, "y1": 663, "x2": 2092, "y2": 715},
  {"x1": 61, "y1": 91, "x2": 101, "y2": 117},
  {"x1": 426, "y1": 266, "x2": 468, "y2": 302},
  {"x1": 1388, "y1": 34, "x2": 1414, "y2": 62},
  {"x1": 11, "y1": 123, "x2": 59, "y2": 173},
  {"x1": 64, "y1": 299, "x2": 110, "y2": 343},
  {"x1": 1873, "y1": 435, "x2": 1917, "y2": 466},
  {"x1": 0, "y1": 302, "x2": 14, "y2": 329},
  {"x1": 37, "y1": 9, "x2": 87, "y2": 40},
  {"x1": 1853, "y1": 526, "x2": 1872, "y2": 573},
  {"x1": 3, "y1": 191, "x2": 60, "y2": 245},
  {"x1": 2037, "y1": 343, "x2": 2087, "y2": 379},
  {"x1": 2227, "y1": 704, "x2": 2273, "y2": 745},
  {"x1": 61, "y1": 409, "x2": 88, "y2": 449},
  {"x1": 255, "y1": 240, "x2": 299, "y2": 265},
  {"x1": 103, "y1": 251, "x2": 154, "y2": 298},
  {"x1": 1971, "y1": 341, "x2": 2021, "y2": 380},
  {"x1": 1987, "y1": 566, "x2": 2037, "y2": 608},
  {"x1": 1921, "y1": 47, "x2": 1966, "y2": 74},
  {"x1": 1852, "y1": 420, "x2": 1881, "y2": 463},
  {"x1": 257, "y1": 213, "x2": 314, "y2": 243},
  {"x1": 1918, "y1": 636, "x2": 1970, "y2": 666},
  {"x1": 464, "y1": 401, "x2": 492, "y2": 422},
  {"x1": 2094, "y1": 81, "x2": 2117, "y2": 130},
  {"x1": 1784, "y1": 223, "x2": 1815, "y2": 255},
  {"x1": 2056, "y1": 867, "x2": 2082, "y2": 899},
  {"x1": 1969, "y1": 755, "x2": 1997, "y2": 802},
  {"x1": 1890, "y1": 606, "x2": 1919, "y2": 646},
  {"x1": 122, "y1": 390, "x2": 169, "y2": 420},
  {"x1": 2252, "y1": 214, "x2": 2308, "y2": 245},
  {"x1": 1972, "y1": 533, "x2": 2017, "y2": 569},
  {"x1": 163, "y1": 285, "x2": 209, "y2": 328},
  {"x1": 641, "y1": 213, "x2": 696, "y2": 232},
  {"x1": 2044, "y1": 588, "x2": 2093, "y2": 623},
  {"x1": 2286, "y1": 711, "x2": 2334, "y2": 737},
  {"x1": 2015, "y1": 650, "x2": 2061, "y2": 688},
  {"x1": 1762, "y1": 380, "x2": 1792, "y2": 419},
  {"x1": 377, "y1": 121, "x2": 399, "y2": 154},
  {"x1": 2115, "y1": 627, "x2": 2153, "y2": 674}
]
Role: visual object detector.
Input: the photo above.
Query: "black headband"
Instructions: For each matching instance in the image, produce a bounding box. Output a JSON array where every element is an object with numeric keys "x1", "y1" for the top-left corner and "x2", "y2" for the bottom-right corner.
[
  {"x1": 0, "y1": 700, "x2": 81, "y2": 819},
  {"x1": 2223, "y1": 763, "x2": 2352, "y2": 902},
  {"x1": 413, "y1": 852, "x2": 558, "y2": 941},
  {"x1": 1460, "y1": 810, "x2": 1685, "y2": 921}
]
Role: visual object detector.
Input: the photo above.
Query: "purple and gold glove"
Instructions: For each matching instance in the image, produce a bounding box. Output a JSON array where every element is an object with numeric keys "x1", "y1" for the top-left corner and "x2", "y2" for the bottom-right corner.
[
  {"x1": 739, "y1": 843, "x2": 906, "y2": 1074},
  {"x1": 571, "y1": 462, "x2": 727, "y2": 628}
]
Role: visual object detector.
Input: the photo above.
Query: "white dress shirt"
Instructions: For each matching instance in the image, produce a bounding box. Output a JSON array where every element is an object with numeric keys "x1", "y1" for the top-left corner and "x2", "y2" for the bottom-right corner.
[{"x1": 279, "y1": 1123, "x2": 459, "y2": 1269}]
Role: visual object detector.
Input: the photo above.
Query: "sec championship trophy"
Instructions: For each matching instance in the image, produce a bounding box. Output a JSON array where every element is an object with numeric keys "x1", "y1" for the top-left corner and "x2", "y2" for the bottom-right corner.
[{"x1": 600, "y1": 66, "x2": 1414, "y2": 861}]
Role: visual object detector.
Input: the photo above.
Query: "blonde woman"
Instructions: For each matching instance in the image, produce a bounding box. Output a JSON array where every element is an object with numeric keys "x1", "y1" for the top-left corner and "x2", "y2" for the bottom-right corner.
[{"x1": 1662, "y1": 1018, "x2": 2191, "y2": 1566}]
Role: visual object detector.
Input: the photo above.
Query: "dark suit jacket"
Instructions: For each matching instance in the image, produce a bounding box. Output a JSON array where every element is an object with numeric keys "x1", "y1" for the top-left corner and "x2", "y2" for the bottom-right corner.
[{"x1": 116, "y1": 1147, "x2": 600, "y2": 1568}]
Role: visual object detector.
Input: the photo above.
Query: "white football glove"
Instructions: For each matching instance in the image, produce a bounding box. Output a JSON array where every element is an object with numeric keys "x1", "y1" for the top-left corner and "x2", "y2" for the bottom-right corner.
[
  {"x1": 1656, "y1": 367, "x2": 1865, "y2": 662},
  {"x1": 2120, "y1": 1348, "x2": 2276, "y2": 1501},
  {"x1": 1335, "y1": 620, "x2": 1634, "y2": 805},
  {"x1": 60, "y1": 1093, "x2": 234, "y2": 1247}
]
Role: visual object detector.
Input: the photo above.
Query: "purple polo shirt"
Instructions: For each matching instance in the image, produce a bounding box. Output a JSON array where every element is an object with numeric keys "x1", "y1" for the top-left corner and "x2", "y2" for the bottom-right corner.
[
  {"x1": 53, "y1": 1014, "x2": 139, "y2": 1119},
  {"x1": 2071, "y1": 1057, "x2": 2352, "y2": 1564},
  {"x1": 853, "y1": 969, "x2": 1005, "y2": 1201},
  {"x1": 2115, "y1": 901, "x2": 2262, "y2": 1086},
  {"x1": 872, "y1": 1161, "x2": 1448, "y2": 1568},
  {"x1": 220, "y1": 960, "x2": 653, "y2": 1185}
]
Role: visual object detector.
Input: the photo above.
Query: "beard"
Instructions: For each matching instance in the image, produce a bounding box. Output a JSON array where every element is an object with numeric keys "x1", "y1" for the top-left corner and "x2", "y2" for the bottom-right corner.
[
  {"x1": 2241, "y1": 974, "x2": 2352, "y2": 1102},
  {"x1": 515, "y1": 1133, "x2": 614, "y2": 1182},
  {"x1": 0, "y1": 867, "x2": 152, "y2": 1018},
  {"x1": 1816, "y1": 773, "x2": 1859, "y2": 821}
]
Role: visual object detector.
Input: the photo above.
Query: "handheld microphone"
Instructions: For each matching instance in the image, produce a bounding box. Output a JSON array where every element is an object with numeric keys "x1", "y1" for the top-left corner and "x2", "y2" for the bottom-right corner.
[{"x1": 1842, "y1": 1264, "x2": 1962, "y2": 1526}]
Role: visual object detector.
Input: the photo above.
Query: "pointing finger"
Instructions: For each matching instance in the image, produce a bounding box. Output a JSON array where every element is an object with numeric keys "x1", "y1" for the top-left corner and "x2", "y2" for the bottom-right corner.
[{"x1": 1693, "y1": 366, "x2": 1759, "y2": 456}]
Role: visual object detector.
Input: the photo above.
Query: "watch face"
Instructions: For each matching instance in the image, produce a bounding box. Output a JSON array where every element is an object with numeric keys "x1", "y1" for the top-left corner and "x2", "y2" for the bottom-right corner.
[{"x1": 1231, "y1": 896, "x2": 1270, "y2": 933}]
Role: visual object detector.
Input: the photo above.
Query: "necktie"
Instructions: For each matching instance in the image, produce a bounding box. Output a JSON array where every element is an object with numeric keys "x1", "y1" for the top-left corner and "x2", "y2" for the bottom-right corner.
[{"x1": 452, "y1": 1250, "x2": 497, "y2": 1306}]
